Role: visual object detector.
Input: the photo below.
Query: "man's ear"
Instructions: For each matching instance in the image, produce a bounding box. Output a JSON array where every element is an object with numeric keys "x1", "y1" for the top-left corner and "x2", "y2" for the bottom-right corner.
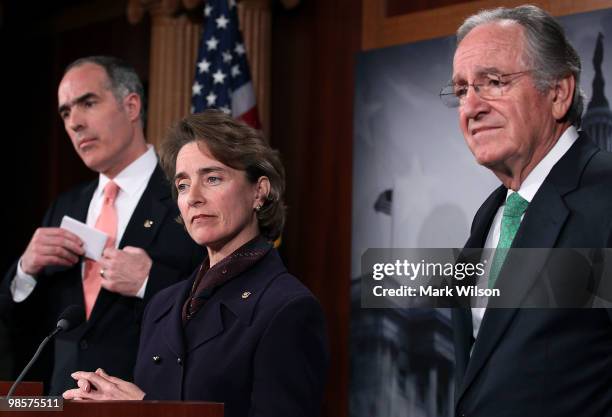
[
  {"x1": 551, "y1": 74, "x2": 575, "y2": 121},
  {"x1": 122, "y1": 93, "x2": 142, "y2": 123}
]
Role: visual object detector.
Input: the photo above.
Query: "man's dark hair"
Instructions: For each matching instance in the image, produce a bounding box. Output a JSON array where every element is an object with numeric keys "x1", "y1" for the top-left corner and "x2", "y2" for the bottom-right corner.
[{"x1": 65, "y1": 55, "x2": 146, "y2": 122}]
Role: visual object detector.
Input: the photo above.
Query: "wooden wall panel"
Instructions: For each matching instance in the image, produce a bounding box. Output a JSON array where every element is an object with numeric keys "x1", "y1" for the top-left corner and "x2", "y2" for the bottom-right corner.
[
  {"x1": 386, "y1": 0, "x2": 475, "y2": 17},
  {"x1": 147, "y1": 12, "x2": 200, "y2": 147},
  {"x1": 363, "y1": 0, "x2": 612, "y2": 50},
  {"x1": 270, "y1": 1, "x2": 361, "y2": 416},
  {"x1": 238, "y1": 0, "x2": 271, "y2": 135}
]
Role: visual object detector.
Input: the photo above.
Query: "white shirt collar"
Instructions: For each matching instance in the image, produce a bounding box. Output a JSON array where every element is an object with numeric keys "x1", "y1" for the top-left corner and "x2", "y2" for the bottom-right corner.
[
  {"x1": 97, "y1": 145, "x2": 157, "y2": 197},
  {"x1": 509, "y1": 126, "x2": 579, "y2": 202}
]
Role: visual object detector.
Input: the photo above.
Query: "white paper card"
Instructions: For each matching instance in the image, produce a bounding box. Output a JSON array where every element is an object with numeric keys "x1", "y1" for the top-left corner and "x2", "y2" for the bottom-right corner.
[{"x1": 60, "y1": 215, "x2": 108, "y2": 261}]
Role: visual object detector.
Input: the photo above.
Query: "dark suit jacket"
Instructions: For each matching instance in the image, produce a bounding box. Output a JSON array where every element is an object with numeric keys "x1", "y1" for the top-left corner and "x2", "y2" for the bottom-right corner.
[
  {"x1": 1, "y1": 165, "x2": 204, "y2": 394},
  {"x1": 453, "y1": 134, "x2": 612, "y2": 417},
  {"x1": 134, "y1": 248, "x2": 329, "y2": 417}
]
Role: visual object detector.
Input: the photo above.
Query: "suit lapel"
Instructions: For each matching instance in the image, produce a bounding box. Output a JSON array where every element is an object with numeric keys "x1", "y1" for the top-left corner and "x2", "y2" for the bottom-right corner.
[
  {"x1": 118, "y1": 165, "x2": 170, "y2": 250},
  {"x1": 159, "y1": 278, "x2": 193, "y2": 357},
  {"x1": 489, "y1": 182, "x2": 569, "y2": 308},
  {"x1": 457, "y1": 134, "x2": 599, "y2": 403},
  {"x1": 453, "y1": 186, "x2": 504, "y2": 301},
  {"x1": 184, "y1": 249, "x2": 286, "y2": 353},
  {"x1": 184, "y1": 300, "x2": 225, "y2": 353},
  {"x1": 480, "y1": 136, "x2": 595, "y2": 309},
  {"x1": 69, "y1": 180, "x2": 98, "y2": 222},
  {"x1": 452, "y1": 185, "x2": 505, "y2": 377},
  {"x1": 465, "y1": 185, "x2": 506, "y2": 249}
]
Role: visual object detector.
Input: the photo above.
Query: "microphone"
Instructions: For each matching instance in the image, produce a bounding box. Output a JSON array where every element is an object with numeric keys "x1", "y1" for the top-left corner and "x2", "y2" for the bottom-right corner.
[
  {"x1": 55, "y1": 305, "x2": 85, "y2": 333},
  {"x1": 7, "y1": 305, "x2": 85, "y2": 398}
]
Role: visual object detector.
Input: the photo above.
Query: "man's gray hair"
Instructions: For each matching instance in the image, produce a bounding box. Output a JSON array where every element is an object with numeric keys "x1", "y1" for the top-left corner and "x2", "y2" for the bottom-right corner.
[
  {"x1": 457, "y1": 5, "x2": 584, "y2": 127},
  {"x1": 65, "y1": 56, "x2": 146, "y2": 122}
]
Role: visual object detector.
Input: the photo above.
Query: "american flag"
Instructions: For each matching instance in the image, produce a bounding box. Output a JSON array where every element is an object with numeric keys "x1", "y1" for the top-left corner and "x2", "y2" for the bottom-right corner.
[{"x1": 191, "y1": 0, "x2": 260, "y2": 128}]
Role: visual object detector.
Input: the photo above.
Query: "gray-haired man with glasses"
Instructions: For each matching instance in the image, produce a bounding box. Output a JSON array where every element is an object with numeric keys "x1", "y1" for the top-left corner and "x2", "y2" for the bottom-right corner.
[{"x1": 446, "y1": 5, "x2": 612, "y2": 417}]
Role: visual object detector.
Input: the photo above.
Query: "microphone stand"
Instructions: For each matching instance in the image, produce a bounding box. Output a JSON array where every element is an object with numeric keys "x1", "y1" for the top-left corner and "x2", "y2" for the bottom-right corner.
[{"x1": 6, "y1": 326, "x2": 62, "y2": 398}]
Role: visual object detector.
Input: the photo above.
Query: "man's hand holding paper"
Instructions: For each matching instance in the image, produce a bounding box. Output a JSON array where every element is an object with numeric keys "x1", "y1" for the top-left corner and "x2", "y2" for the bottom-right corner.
[
  {"x1": 59, "y1": 216, "x2": 151, "y2": 297},
  {"x1": 59, "y1": 216, "x2": 108, "y2": 261},
  {"x1": 20, "y1": 227, "x2": 84, "y2": 276}
]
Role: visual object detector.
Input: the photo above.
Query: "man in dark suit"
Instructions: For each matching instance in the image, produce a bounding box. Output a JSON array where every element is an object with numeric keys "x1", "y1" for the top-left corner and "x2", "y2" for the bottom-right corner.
[
  {"x1": 0, "y1": 56, "x2": 203, "y2": 394},
  {"x1": 440, "y1": 5, "x2": 612, "y2": 417}
]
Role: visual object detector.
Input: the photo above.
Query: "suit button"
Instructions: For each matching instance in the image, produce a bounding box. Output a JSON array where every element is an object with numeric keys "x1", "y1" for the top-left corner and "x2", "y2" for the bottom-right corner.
[
  {"x1": 177, "y1": 357, "x2": 183, "y2": 366},
  {"x1": 153, "y1": 356, "x2": 161, "y2": 364},
  {"x1": 79, "y1": 340, "x2": 88, "y2": 350}
]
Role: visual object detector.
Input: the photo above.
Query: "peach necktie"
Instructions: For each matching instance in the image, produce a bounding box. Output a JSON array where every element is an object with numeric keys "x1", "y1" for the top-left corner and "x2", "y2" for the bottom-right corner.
[{"x1": 83, "y1": 181, "x2": 119, "y2": 319}]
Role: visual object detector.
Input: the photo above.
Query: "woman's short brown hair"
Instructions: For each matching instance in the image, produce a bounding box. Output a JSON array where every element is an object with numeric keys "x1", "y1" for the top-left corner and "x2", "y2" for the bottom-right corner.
[{"x1": 160, "y1": 110, "x2": 286, "y2": 241}]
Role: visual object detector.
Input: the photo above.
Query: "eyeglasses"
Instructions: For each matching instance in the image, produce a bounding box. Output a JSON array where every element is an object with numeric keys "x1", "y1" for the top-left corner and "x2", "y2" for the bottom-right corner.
[{"x1": 439, "y1": 70, "x2": 532, "y2": 108}]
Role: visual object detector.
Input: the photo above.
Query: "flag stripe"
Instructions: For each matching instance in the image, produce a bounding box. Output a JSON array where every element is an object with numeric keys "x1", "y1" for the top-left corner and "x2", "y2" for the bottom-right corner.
[
  {"x1": 231, "y1": 82, "x2": 256, "y2": 117},
  {"x1": 238, "y1": 107, "x2": 261, "y2": 129}
]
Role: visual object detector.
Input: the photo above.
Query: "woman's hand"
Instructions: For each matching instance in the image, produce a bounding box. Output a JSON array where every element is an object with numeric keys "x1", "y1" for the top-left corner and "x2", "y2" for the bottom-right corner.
[{"x1": 62, "y1": 368, "x2": 145, "y2": 401}]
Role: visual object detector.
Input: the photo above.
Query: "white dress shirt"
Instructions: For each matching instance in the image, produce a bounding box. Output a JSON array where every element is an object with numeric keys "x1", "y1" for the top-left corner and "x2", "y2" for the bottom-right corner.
[
  {"x1": 11, "y1": 145, "x2": 158, "y2": 302},
  {"x1": 471, "y1": 126, "x2": 579, "y2": 340}
]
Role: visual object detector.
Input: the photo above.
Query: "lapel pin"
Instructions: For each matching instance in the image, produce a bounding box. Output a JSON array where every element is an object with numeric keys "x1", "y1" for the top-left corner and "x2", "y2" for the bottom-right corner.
[
  {"x1": 144, "y1": 220, "x2": 154, "y2": 228},
  {"x1": 242, "y1": 291, "x2": 251, "y2": 299}
]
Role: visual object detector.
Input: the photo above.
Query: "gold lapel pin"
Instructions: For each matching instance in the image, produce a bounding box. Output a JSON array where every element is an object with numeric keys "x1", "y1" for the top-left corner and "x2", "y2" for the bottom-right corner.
[
  {"x1": 242, "y1": 291, "x2": 251, "y2": 299},
  {"x1": 144, "y1": 220, "x2": 154, "y2": 228}
]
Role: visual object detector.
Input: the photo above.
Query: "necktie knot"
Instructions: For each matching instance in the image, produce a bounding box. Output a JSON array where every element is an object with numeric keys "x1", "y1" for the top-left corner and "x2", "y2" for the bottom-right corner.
[
  {"x1": 103, "y1": 181, "x2": 119, "y2": 205},
  {"x1": 503, "y1": 192, "x2": 529, "y2": 218}
]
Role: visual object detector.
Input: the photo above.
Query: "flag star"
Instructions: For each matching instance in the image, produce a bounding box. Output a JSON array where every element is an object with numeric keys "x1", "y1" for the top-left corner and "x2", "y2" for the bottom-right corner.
[
  {"x1": 216, "y1": 14, "x2": 229, "y2": 29},
  {"x1": 221, "y1": 51, "x2": 234, "y2": 64},
  {"x1": 234, "y1": 43, "x2": 245, "y2": 56},
  {"x1": 222, "y1": 51, "x2": 233, "y2": 63},
  {"x1": 206, "y1": 92, "x2": 217, "y2": 106},
  {"x1": 212, "y1": 69, "x2": 227, "y2": 84},
  {"x1": 229, "y1": 0, "x2": 236, "y2": 8},
  {"x1": 220, "y1": 106, "x2": 231, "y2": 115},
  {"x1": 206, "y1": 36, "x2": 219, "y2": 51},
  {"x1": 192, "y1": 81, "x2": 203, "y2": 96},
  {"x1": 197, "y1": 58, "x2": 211, "y2": 74},
  {"x1": 204, "y1": 4, "x2": 213, "y2": 17},
  {"x1": 231, "y1": 65, "x2": 241, "y2": 77}
]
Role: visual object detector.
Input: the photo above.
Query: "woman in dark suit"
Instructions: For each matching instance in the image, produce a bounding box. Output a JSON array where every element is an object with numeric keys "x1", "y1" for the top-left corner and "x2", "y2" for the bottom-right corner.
[{"x1": 63, "y1": 110, "x2": 329, "y2": 417}]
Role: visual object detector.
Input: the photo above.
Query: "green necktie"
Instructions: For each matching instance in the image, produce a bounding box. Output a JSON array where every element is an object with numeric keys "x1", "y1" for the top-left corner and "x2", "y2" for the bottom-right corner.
[{"x1": 488, "y1": 192, "x2": 529, "y2": 289}]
